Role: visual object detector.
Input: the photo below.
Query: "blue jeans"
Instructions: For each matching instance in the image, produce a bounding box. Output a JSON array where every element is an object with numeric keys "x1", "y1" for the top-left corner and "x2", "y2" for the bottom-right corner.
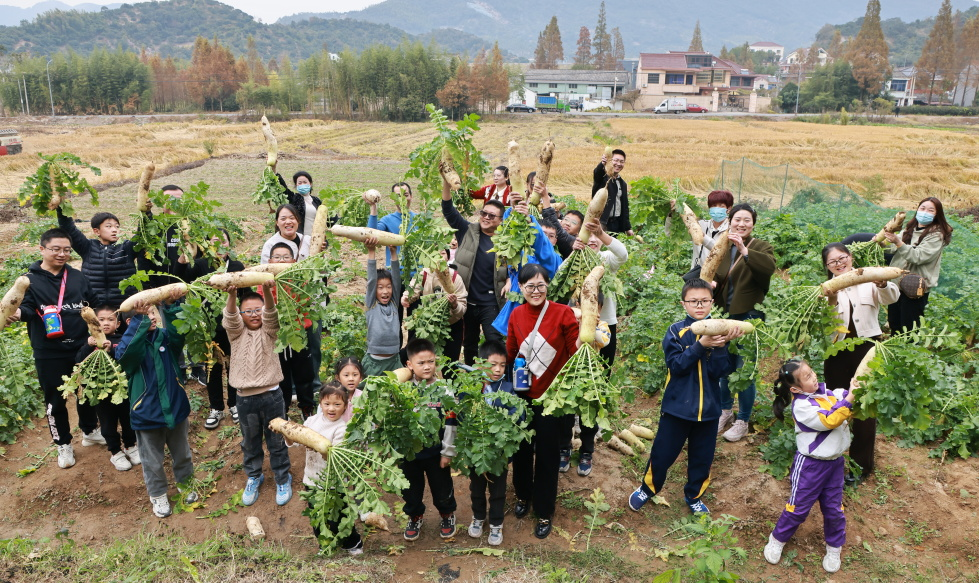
[
  {"x1": 238, "y1": 389, "x2": 291, "y2": 485},
  {"x1": 719, "y1": 310, "x2": 763, "y2": 422}
]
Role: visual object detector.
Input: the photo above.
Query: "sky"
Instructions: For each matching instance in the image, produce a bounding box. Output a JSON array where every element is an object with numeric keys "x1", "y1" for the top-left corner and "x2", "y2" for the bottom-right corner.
[{"x1": 2, "y1": 0, "x2": 384, "y2": 23}]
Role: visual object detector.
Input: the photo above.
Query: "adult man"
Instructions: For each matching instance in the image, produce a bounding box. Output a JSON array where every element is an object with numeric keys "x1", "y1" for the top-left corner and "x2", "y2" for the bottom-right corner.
[{"x1": 591, "y1": 149, "x2": 634, "y2": 236}]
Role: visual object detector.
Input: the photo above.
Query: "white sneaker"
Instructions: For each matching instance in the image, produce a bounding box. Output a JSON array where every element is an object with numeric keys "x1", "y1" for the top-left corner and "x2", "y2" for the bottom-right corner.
[
  {"x1": 57, "y1": 444, "x2": 75, "y2": 469},
  {"x1": 82, "y1": 429, "x2": 106, "y2": 446},
  {"x1": 488, "y1": 524, "x2": 503, "y2": 546},
  {"x1": 204, "y1": 409, "x2": 223, "y2": 430},
  {"x1": 822, "y1": 544, "x2": 842, "y2": 573},
  {"x1": 717, "y1": 409, "x2": 734, "y2": 434},
  {"x1": 468, "y1": 518, "x2": 484, "y2": 538},
  {"x1": 110, "y1": 451, "x2": 132, "y2": 471},
  {"x1": 229, "y1": 406, "x2": 239, "y2": 423},
  {"x1": 150, "y1": 494, "x2": 171, "y2": 518},
  {"x1": 125, "y1": 445, "x2": 141, "y2": 465},
  {"x1": 723, "y1": 419, "x2": 749, "y2": 442},
  {"x1": 764, "y1": 533, "x2": 785, "y2": 564}
]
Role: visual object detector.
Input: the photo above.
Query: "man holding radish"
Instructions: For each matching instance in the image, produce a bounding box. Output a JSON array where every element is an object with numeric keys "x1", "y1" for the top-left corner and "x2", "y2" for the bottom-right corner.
[{"x1": 591, "y1": 149, "x2": 633, "y2": 236}]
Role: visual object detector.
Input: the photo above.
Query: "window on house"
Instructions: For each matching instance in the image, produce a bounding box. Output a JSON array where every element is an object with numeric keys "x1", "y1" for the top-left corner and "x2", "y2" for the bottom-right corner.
[
  {"x1": 686, "y1": 74, "x2": 694, "y2": 85},
  {"x1": 569, "y1": 84, "x2": 578, "y2": 89},
  {"x1": 529, "y1": 83, "x2": 538, "y2": 88},
  {"x1": 549, "y1": 83, "x2": 558, "y2": 88},
  {"x1": 665, "y1": 74, "x2": 685, "y2": 84},
  {"x1": 647, "y1": 73, "x2": 660, "y2": 84},
  {"x1": 696, "y1": 72, "x2": 711, "y2": 84},
  {"x1": 890, "y1": 79, "x2": 907, "y2": 92}
]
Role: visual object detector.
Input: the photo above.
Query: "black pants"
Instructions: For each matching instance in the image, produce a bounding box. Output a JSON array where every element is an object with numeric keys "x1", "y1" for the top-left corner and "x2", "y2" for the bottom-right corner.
[
  {"x1": 599, "y1": 324, "x2": 617, "y2": 374},
  {"x1": 513, "y1": 404, "x2": 569, "y2": 519},
  {"x1": 470, "y1": 468, "x2": 508, "y2": 526},
  {"x1": 307, "y1": 499, "x2": 362, "y2": 551},
  {"x1": 824, "y1": 340, "x2": 877, "y2": 478},
  {"x1": 887, "y1": 292, "x2": 929, "y2": 333},
  {"x1": 95, "y1": 399, "x2": 136, "y2": 454},
  {"x1": 560, "y1": 416, "x2": 600, "y2": 455},
  {"x1": 279, "y1": 347, "x2": 315, "y2": 417},
  {"x1": 401, "y1": 455, "x2": 457, "y2": 518},
  {"x1": 207, "y1": 327, "x2": 236, "y2": 411},
  {"x1": 37, "y1": 357, "x2": 99, "y2": 445},
  {"x1": 638, "y1": 412, "x2": 716, "y2": 502},
  {"x1": 463, "y1": 303, "x2": 504, "y2": 366}
]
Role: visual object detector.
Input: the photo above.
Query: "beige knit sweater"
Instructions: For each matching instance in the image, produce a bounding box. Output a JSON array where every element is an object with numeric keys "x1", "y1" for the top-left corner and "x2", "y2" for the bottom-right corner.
[{"x1": 222, "y1": 307, "x2": 283, "y2": 396}]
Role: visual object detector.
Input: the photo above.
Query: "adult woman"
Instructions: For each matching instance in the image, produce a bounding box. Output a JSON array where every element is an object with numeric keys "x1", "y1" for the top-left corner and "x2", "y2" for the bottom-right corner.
[
  {"x1": 261, "y1": 204, "x2": 308, "y2": 263},
  {"x1": 507, "y1": 264, "x2": 579, "y2": 539},
  {"x1": 470, "y1": 166, "x2": 512, "y2": 207},
  {"x1": 690, "y1": 190, "x2": 733, "y2": 270},
  {"x1": 710, "y1": 203, "x2": 777, "y2": 442},
  {"x1": 277, "y1": 171, "x2": 322, "y2": 240},
  {"x1": 821, "y1": 242, "x2": 898, "y2": 483},
  {"x1": 881, "y1": 196, "x2": 953, "y2": 332}
]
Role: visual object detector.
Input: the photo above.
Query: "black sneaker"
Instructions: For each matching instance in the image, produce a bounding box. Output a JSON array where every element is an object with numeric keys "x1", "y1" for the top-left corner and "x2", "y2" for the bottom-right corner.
[
  {"x1": 439, "y1": 513, "x2": 457, "y2": 538},
  {"x1": 514, "y1": 499, "x2": 530, "y2": 519},
  {"x1": 558, "y1": 448, "x2": 571, "y2": 473},
  {"x1": 535, "y1": 518, "x2": 552, "y2": 539},
  {"x1": 404, "y1": 516, "x2": 423, "y2": 541}
]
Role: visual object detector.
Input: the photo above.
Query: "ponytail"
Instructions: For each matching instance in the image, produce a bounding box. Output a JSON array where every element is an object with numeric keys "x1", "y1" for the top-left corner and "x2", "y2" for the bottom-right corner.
[{"x1": 772, "y1": 358, "x2": 805, "y2": 421}]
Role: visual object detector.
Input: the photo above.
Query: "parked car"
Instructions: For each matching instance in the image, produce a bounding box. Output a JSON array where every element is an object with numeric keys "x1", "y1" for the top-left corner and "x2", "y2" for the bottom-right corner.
[
  {"x1": 506, "y1": 104, "x2": 536, "y2": 113},
  {"x1": 686, "y1": 104, "x2": 708, "y2": 113},
  {"x1": 0, "y1": 129, "x2": 22, "y2": 155}
]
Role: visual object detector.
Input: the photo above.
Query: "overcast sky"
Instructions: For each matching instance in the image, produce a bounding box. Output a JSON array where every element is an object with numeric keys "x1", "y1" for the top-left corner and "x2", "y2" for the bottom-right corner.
[{"x1": 4, "y1": 0, "x2": 384, "y2": 23}]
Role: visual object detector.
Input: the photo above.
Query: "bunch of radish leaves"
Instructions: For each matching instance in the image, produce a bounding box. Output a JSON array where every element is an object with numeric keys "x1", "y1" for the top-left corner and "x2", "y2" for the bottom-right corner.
[
  {"x1": 400, "y1": 210, "x2": 454, "y2": 280},
  {"x1": 490, "y1": 212, "x2": 537, "y2": 271},
  {"x1": 405, "y1": 293, "x2": 451, "y2": 353},
  {"x1": 318, "y1": 185, "x2": 371, "y2": 227},
  {"x1": 17, "y1": 152, "x2": 101, "y2": 218},
  {"x1": 271, "y1": 254, "x2": 340, "y2": 352},
  {"x1": 60, "y1": 349, "x2": 128, "y2": 406},
  {"x1": 534, "y1": 343, "x2": 619, "y2": 431},
  {"x1": 550, "y1": 247, "x2": 622, "y2": 305},
  {"x1": 252, "y1": 167, "x2": 287, "y2": 210}
]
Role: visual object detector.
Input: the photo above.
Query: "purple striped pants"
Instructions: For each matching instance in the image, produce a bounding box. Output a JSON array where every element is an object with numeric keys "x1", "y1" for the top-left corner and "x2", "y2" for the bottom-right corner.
[{"x1": 772, "y1": 452, "x2": 846, "y2": 548}]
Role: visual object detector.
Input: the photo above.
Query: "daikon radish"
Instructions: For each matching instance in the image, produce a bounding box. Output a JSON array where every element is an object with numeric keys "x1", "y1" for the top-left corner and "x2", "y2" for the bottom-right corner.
[
  {"x1": 434, "y1": 268, "x2": 454, "y2": 294},
  {"x1": 81, "y1": 307, "x2": 106, "y2": 347},
  {"x1": 330, "y1": 225, "x2": 405, "y2": 246},
  {"x1": 618, "y1": 429, "x2": 644, "y2": 448},
  {"x1": 363, "y1": 512, "x2": 390, "y2": 531},
  {"x1": 872, "y1": 211, "x2": 907, "y2": 244},
  {"x1": 48, "y1": 166, "x2": 61, "y2": 210},
  {"x1": 392, "y1": 368, "x2": 413, "y2": 383},
  {"x1": 579, "y1": 188, "x2": 608, "y2": 244},
  {"x1": 244, "y1": 263, "x2": 293, "y2": 275},
  {"x1": 246, "y1": 516, "x2": 266, "y2": 539},
  {"x1": 529, "y1": 140, "x2": 555, "y2": 206},
  {"x1": 136, "y1": 162, "x2": 155, "y2": 212},
  {"x1": 681, "y1": 203, "x2": 704, "y2": 245},
  {"x1": 439, "y1": 148, "x2": 462, "y2": 190},
  {"x1": 269, "y1": 417, "x2": 331, "y2": 456},
  {"x1": 205, "y1": 271, "x2": 274, "y2": 289},
  {"x1": 579, "y1": 265, "x2": 605, "y2": 344},
  {"x1": 261, "y1": 115, "x2": 277, "y2": 171},
  {"x1": 119, "y1": 283, "x2": 188, "y2": 313},
  {"x1": 820, "y1": 267, "x2": 905, "y2": 295},
  {"x1": 507, "y1": 140, "x2": 522, "y2": 194},
  {"x1": 307, "y1": 204, "x2": 331, "y2": 256},
  {"x1": 689, "y1": 319, "x2": 755, "y2": 336},
  {"x1": 362, "y1": 189, "x2": 381, "y2": 205},
  {"x1": 699, "y1": 232, "x2": 730, "y2": 282},
  {"x1": 853, "y1": 345, "x2": 877, "y2": 382},
  {"x1": 552, "y1": 202, "x2": 566, "y2": 212},
  {"x1": 629, "y1": 424, "x2": 655, "y2": 440},
  {"x1": 607, "y1": 435, "x2": 637, "y2": 456},
  {"x1": 603, "y1": 146, "x2": 615, "y2": 177},
  {"x1": 0, "y1": 276, "x2": 30, "y2": 326},
  {"x1": 570, "y1": 437, "x2": 582, "y2": 451}
]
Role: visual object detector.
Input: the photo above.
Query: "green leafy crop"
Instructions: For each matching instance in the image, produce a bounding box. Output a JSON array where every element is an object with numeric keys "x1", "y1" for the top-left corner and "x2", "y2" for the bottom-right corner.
[{"x1": 17, "y1": 152, "x2": 101, "y2": 218}]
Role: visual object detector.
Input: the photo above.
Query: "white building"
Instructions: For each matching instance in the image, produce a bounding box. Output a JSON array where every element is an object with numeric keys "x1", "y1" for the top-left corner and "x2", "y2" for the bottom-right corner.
[{"x1": 749, "y1": 41, "x2": 784, "y2": 60}]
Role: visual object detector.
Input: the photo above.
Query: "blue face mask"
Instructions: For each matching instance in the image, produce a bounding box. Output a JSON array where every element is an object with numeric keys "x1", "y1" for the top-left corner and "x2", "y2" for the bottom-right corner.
[
  {"x1": 916, "y1": 211, "x2": 935, "y2": 226},
  {"x1": 709, "y1": 207, "x2": 728, "y2": 223},
  {"x1": 297, "y1": 184, "x2": 311, "y2": 195}
]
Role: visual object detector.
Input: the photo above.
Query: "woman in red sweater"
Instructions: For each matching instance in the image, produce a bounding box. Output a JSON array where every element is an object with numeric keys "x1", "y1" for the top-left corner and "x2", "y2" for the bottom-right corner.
[
  {"x1": 507, "y1": 263, "x2": 580, "y2": 539},
  {"x1": 470, "y1": 166, "x2": 512, "y2": 207}
]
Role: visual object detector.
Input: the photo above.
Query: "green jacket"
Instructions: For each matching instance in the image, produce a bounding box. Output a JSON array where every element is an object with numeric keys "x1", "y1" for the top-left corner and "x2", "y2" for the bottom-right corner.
[
  {"x1": 889, "y1": 229, "x2": 946, "y2": 288},
  {"x1": 712, "y1": 237, "x2": 777, "y2": 316}
]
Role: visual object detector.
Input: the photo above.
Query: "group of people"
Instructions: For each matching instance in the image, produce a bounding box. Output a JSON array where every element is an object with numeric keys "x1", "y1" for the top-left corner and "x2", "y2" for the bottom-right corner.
[{"x1": 6, "y1": 149, "x2": 955, "y2": 569}]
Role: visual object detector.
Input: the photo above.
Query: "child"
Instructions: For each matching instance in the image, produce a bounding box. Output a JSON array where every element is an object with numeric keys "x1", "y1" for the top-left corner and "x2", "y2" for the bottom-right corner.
[
  {"x1": 56, "y1": 209, "x2": 138, "y2": 308},
  {"x1": 401, "y1": 338, "x2": 457, "y2": 541},
  {"x1": 467, "y1": 340, "x2": 514, "y2": 546},
  {"x1": 223, "y1": 284, "x2": 293, "y2": 507},
  {"x1": 293, "y1": 382, "x2": 363, "y2": 555},
  {"x1": 401, "y1": 247, "x2": 467, "y2": 362},
  {"x1": 628, "y1": 278, "x2": 742, "y2": 515},
  {"x1": 764, "y1": 358, "x2": 857, "y2": 574},
  {"x1": 363, "y1": 236, "x2": 402, "y2": 377},
  {"x1": 335, "y1": 357, "x2": 364, "y2": 423},
  {"x1": 115, "y1": 293, "x2": 197, "y2": 518},
  {"x1": 75, "y1": 306, "x2": 139, "y2": 471}
]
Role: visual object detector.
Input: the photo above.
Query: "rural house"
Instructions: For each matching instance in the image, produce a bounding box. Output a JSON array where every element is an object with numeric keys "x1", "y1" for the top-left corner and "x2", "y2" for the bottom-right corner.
[{"x1": 635, "y1": 51, "x2": 768, "y2": 112}]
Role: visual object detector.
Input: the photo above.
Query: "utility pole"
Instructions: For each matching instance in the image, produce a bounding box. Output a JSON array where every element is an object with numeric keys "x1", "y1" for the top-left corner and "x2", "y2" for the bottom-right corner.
[
  {"x1": 794, "y1": 63, "x2": 802, "y2": 114},
  {"x1": 46, "y1": 59, "x2": 55, "y2": 117},
  {"x1": 23, "y1": 76, "x2": 30, "y2": 116}
]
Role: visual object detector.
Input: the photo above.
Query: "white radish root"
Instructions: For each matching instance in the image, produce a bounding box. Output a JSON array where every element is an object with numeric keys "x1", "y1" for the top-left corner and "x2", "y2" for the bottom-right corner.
[
  {"x1": 603, "y1": 146, "x2": 615, "y2": 177},
  {"x1": 244, "y1": 263, "x2": 293, "y2": 275},
  {"x1": 439, "y1": 148, "x2": 462, "y2": 190},
  {"x1": 689, "y1": 319, "x2": 755, "y2": 336},
  {"x1": 363, "y1": 512, "x2": 390, "y2": 531},
  {"x1": 681, "y1": 203, "x2": 704, "y2": 245},
  {"x1": 628, "y1": 424, "x2": 655, "y2": 440},
  {"x1": 507, "y1": 140, "x2": 522, "y2": 194},
  {"x1": 530, "y1": 140, "x2": 555, "y2": 206},
  {"x1": 261, "y1": 115, "x2": 277, "y2": 171},
  {"x1": 0, "y1": 276, "x2": 30, "y2": 326},
  {"x1": 392, "y1": 368, "x2": 413, "y2": 383},
  {"x1": 580, "y1": 188, "x2": 608, "y2": 243},
  {"x1": 246, "y1": 516, "x2": 266, "y2": 539},
  {"x1": 307, "y1": 204, "x2": 331, "y2": 256},
  {"x1": 699, "y1": 232, "x2": 730, "y2": 282},
  {"x1": 205, "y1": 272, "x2": 274, "y2": 289},
  {"x1": 362, "y1": 189, "x2": 382, "y2": 205},
  {"x1": 119, "y1": 283, "x2": 188, "y2": 313},
  {"x1": 872, "y1": 211, "x2": 907, "y2": 244},
  {"x1": 821, "y1": 267, "x2": 905, "y2": 295},
  {"x1": 853, "y1": 345, "x2": 877, "y2": 382},
  {"x1": 269, "y1": 417, "x2": 332, "y2": 456},
  {"x1": 618, "y1": 429, "x2": 644, "y2": 449},
  {"x1": 331, "y1": 225, "x2": 405, "y2": 246},
  {"x1": 81, "y1": 307, "x2": 107, "y2": 347},
  {"x1": 136, "y1": 163, "x2": 155, "y2": 212},
  {"x1": 578, "y1": 265, "x2": 605, "y2": 345},
  {"x1": 607, "y1": 435, "x2": 637, "y2": 456}
]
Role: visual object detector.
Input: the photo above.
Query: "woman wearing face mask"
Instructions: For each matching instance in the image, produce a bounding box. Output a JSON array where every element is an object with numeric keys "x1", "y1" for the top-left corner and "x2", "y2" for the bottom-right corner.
[
  {"x1": 690, "y1": 190, "x2": 734, "y2": 271},
  {"x1": 470, "y1": 166, "x2": 512, "y2": 207},
  {"x1": 275, "y1": 171, "x2": 322, "y2": 241},
  {"x1": 880, "y1": 196, "x2": 953, "y2": 332},
  {"x1": 261, "y1": 204, "x2": 307, "y2": 263}
]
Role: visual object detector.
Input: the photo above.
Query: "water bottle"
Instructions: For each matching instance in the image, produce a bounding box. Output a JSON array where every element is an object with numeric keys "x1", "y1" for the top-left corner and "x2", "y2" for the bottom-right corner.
[
  {"x1": 514, "y1": 355, "x2": 530, "y2": 392},
  {"x1": 42, "y1": 306, "x2": 64, "y2": 338}
]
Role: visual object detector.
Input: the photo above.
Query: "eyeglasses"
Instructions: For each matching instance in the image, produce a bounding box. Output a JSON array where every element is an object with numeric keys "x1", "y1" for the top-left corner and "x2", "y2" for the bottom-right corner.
[
  {"x1": 826, "y1": 256, "x2": 851, "y2": 267},
  {"x1": 523, "y1": 283, "x2": 548, "y2": 293},
  {"x1": 479, "y1": 211, "x2": 501, "y2": 220},
  {"x1": 241, "y1": 308, "x2": 263, "y2": 316},
  {"x1": 681, "y1": 299, "x2": 713, "y2": 307},
  {"x1": 270, "y1": 256, "x2": 293, "y2": 262},
  {"x1": 44, "y1": 247, "x2": 72, "y2": 256}
]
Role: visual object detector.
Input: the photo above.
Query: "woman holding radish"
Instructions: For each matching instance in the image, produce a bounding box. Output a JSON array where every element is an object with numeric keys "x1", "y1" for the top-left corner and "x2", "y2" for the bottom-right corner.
[
  {"x1": 276, "y1": 171, "x2": 322, "y2": 239},
  {"x1": 708, "y1": 203, "x2": 777, "y2": 442},
  {"x1": 880, "y1": 197, "x2": 953, "y2": 333},
  {"x1": 690, "y1": 190, "x2": 733, "y2": 270},
  {"x1": 821, "y1": 242, "x2": 898, "y2": 484}
]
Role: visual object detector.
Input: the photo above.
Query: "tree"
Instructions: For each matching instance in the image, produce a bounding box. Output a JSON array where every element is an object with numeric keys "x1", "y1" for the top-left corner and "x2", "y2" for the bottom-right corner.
[
  {"x1": 574, "y1": 26, "x2": 592, "y2": 69},
  {"x1": 804, "y1": 42, "x2": 823, "y2": 71},
  {"x1": 827, "y1": 30, "x2": 845, "y2": 60},
  {"x1": 532, "y1": 32, "x2": 547, "y2": 69},
  {"x1": 957, "y1": 14, "x2": 979, "y2": 106},
  {"x1": 592, "y1": 2, "x2": 614, "y2": 69},
  {"x1": 612, "y1": 27, "x2": 625, "y2": 67},
  {"x1": 689, "y1": 20, "x2": 704, "y2": 52},
  {"x1": 916, "y1": 0, "x2": 957, "y2": 104},
  {"x1": 778, "y1": 81, "x2": 799, "y2": 113},
  {"x1": 532, "y1": 16, "x2": 563, "y2": 68},
  {"x1": 847, "y1": 0, "x2": 890, "y2": 98},
  {"x1": 798, "y1": 60, "x2": 862, "y2": 112}
]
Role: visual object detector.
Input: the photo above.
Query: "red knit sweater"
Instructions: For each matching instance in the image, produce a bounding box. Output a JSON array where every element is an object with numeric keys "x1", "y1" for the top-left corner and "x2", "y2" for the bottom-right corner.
[
  {"x1": 470, "y1": 184, "x2": 512, "y2": 207},
  {"x1": 506, "y1": 300, "x2": 579, "y2": 399}
]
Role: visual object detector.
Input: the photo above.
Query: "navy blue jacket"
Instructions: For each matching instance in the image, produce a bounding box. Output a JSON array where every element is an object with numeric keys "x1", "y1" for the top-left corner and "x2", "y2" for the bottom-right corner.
[{"x1": 660, "y1": 316, "x2": 736, "y2": 422}]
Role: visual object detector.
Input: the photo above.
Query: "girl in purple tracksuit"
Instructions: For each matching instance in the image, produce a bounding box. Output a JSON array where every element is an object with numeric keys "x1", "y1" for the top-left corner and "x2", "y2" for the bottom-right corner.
[{"x1": 763, "y1": 358, "x2": 858, "y2": 574}]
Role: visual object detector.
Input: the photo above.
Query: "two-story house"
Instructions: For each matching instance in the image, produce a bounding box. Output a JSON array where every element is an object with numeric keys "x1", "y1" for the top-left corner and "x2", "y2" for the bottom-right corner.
[{"x1": 636, "y1": 51, "x2": 766, "y2": 111}]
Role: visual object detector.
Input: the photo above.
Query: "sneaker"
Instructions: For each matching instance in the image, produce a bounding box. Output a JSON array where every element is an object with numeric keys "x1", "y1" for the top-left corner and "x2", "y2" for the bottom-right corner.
[
  {"x1": 180, "y1": 487, "x2": 200, "y2": 505},
  {"x1": 275, "y1": 475, "x2": 293, "y2": 506},
  {"x1": 717, "y1": 409, "x2": 734, "y2": 434},
  {"x1": 439, "y1": 513, "x2": 457, "y2": 538},
  {"x1": 404, "y1": 516, "x2": 423, "y2": 541},
  {"x1": 110, "y1": 451, "x2": 132, "y2": 471},
  {"x1": 57, "y1": 444, "x2": 75, "y2": 469},
  {"x1": 229, "y1": 406, "x2": 239, "y2": 423},
  {"x1": 514, "y1": 499, "x2": 530, "y2": 519},
  {"x1": 468, "y1": 518, "x2": 484, "y2": 538},
  {"x1": 242, "y1": 475, "x2": 264, "y2": 506},
  {"x1": 150, "y1": 494, "x2": 171, "y2": 518},
  {"x1": 628, "y1": 487, "x2": 649, "y2": 511},
  {"x1": 82, "y1": 429, "x2": 106, "y2": 446},
  {"x1": 488, "y1": 524, "x2": 503, "y2": 546},
  {"x1": 204, "y1": 409, "x2": 224, "y2": 430},
  {"x1": 822, "y1": 545, "x2": 842, "y2": 573},
  {"x1": 558, "y1": 448, "x2": 571, "y2": 473},
  {"x1": 344, "y1": 538, "x2": 364, "y2": 556},
  {"x1": 764, "y1": 533, "x2": 786, "y2": 564},
  {"x1": 723, "y1": 419, "x2": 749, "y2": 442},
  {"x1": 577, "y1": 452, "x2": 593, "y2": 477},
  {"x1": 534, "y1": 518, "x2": 552, "y2": 539},
  {"x1": 125, "y1": 445, "x2": 141, "y2": 466},
  {"x1": 686, "y1": 497, "x2": 710, "y2": 515}
]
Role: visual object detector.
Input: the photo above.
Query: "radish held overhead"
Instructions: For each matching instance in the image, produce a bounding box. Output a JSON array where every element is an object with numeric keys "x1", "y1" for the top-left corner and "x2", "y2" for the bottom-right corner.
[
  {"x1": 507, "y1": 140, "x2": 522, "y2": 194},
  {"x1": 681, "y1": 202, "x2": 704, "y2": 246},
  {"x1": 261, "y1": 115, "x2": 277, "y2": 171},
  {"x1": 136, "y1": 162, "x2": 155, "y2": 212},
  {"x1": 118, "y1": 283, "x2": 188, "y2": 313},
  {"x1": 530, "y1": 140, "x2": 555, "y2": 206},
  {"x1": 872, "y1": 211, "x2": 907, "y2": 244},
  {"x1": 580, "y1": 189, "x2": 608, "y2": 244},
  {"x1": 330, "y1": 225, "x2": 405, "y2": 247}
]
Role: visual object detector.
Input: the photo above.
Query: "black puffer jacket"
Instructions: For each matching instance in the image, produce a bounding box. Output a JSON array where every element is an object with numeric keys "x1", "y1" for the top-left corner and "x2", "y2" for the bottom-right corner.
[{"x1": 57, "y1": 210, "x2": 138, "y2": 308}]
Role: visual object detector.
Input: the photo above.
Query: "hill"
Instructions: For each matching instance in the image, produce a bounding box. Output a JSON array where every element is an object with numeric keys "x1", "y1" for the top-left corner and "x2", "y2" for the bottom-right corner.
[
  {"x1": 0, "y1": 1, "x2": 121, "y2": 27},
  {"x1": 277, "y1": 0, "x2": 979, "y2": 58},
  {"x1": 0, "y1": 0, "x2": 509, "y2": 61}
]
